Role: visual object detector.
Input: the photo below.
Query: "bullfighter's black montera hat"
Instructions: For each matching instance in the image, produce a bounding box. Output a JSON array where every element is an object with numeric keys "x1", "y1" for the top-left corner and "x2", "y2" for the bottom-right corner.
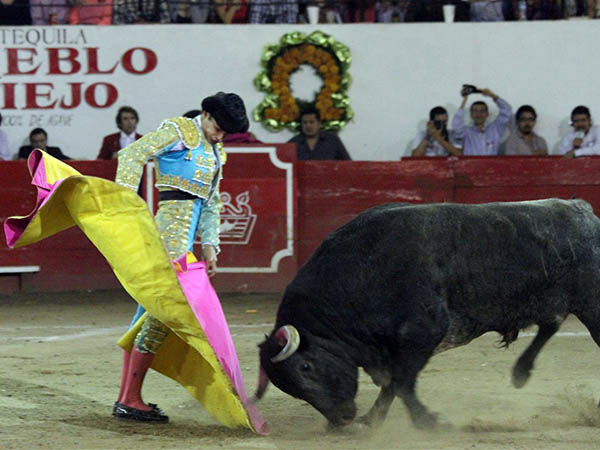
[{"x1": 201, "y1": 92, "x2": 249, "y2": 134}]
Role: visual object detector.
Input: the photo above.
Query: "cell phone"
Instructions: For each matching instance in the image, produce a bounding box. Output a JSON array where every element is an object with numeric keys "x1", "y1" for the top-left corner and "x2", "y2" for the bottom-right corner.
[
  {"x1": 574, "y1": 131, "x2": 585, "y2": 139},
  {"x1": 462, "y1": 84, "x2": 481, "y2": 95},
  {"x1": 434, "y1": 120, "x2": 443, "y2": 130}
]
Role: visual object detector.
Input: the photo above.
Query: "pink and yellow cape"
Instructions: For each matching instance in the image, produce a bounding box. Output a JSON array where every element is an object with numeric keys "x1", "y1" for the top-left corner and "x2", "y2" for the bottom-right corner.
[{"x1": 4, "y1": 150, "x2": 268, "y2": 435}]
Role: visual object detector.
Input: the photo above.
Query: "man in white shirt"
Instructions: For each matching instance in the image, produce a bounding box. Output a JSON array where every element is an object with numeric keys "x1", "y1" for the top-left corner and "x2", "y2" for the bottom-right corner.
[
  {"x1": 97, "y1": 106, "x2": 142, "y2": 160},
  {"x1": 410, "y1": 106, "x2": 462, "y2": 157},
  {"x1": 560, "y1": 106, "x2": 600, "y2": 158}
]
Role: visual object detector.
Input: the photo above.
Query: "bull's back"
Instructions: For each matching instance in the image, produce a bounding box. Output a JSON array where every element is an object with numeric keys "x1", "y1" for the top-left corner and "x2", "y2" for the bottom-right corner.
[
  {"x1": 383, "y1": 199, "x2": 600, "y2": 326},
  {"x1": 287, "y1": 199, "x2": 600, "y2": 333}
]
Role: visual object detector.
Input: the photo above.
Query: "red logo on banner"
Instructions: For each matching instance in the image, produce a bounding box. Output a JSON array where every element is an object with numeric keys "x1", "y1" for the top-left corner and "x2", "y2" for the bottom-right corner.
[{"x1": 218, "y1": 191, "x2": 257, "y2": 245}]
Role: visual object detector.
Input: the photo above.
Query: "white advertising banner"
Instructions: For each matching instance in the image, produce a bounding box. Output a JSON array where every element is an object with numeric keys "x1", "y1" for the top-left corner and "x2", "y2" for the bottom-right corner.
[{"x1": 0, "y1": 22, "x2": 599, "y2": 161}]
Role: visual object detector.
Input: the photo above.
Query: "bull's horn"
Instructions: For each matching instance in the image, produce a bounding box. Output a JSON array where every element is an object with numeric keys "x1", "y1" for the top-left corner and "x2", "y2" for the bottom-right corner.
[
  {"x1": 271, "y1": 325, "x2": 300, "y2": 363},
  {"x1": 251, "y1": 364, "x2": 270, "y2": 403}
]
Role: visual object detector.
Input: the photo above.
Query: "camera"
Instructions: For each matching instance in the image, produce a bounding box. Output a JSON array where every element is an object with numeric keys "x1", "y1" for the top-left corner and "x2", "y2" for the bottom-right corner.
[
  {"x1": 433, "y1": 120, "x2": 443, "y2": 130},
  {"x1": 462, "y1": 84, "x2": 481, "y2": 95}
]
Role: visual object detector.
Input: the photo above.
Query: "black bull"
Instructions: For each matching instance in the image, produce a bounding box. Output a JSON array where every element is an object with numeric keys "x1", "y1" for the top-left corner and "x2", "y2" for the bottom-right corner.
[{"x1": 255, "y1": 199, "x2": 600, "y2": 428}]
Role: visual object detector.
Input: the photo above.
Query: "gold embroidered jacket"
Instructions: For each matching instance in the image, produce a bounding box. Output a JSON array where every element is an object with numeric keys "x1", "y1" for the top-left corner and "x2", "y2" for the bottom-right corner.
[{"x1": 115, "y1": 116, "x2": 226, "y2": 252}]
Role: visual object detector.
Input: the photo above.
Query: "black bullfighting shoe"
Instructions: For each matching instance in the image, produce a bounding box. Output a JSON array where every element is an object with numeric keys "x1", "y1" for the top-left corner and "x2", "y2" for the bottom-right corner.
[
  {"x1": 112, "y1": 401, "x2": 162, "y2": 416},
  {"x1": 114, "y1": 402, "x2": 169, "y2": 423}
]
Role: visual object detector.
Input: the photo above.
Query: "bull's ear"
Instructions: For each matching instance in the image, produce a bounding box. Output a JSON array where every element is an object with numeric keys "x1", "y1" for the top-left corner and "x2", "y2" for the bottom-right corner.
[
  {"x1": 258, "y1": 333, "x2": 285, "y2": 360},
  {"x1": 257, "y1": 334, "x2": 270, "y2": 348}
]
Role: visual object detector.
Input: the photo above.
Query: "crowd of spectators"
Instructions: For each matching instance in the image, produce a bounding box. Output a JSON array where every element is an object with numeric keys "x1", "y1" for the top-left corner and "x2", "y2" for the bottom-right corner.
[
  {"x1": 409, "y1": 86, "x2": 599, "y2": 158},
  {"x1": 0, "y1": 0, "x2": 597, "y2": 25},
  {"x1": 1, "y1": 97, "x2": 598, "y2": 162},
  {"x1": 0, "y1": 104, "x2": 349, "y2": 162}
]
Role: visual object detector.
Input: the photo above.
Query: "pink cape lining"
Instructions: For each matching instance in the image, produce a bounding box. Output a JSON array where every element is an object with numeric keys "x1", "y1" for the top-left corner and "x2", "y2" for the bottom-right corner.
[
  {"x1": 4, "y1": 151, "x2": 61, "y2": 248},
  {"x1": 174, "y1": 255, "x2": 267, "y2": 432}
]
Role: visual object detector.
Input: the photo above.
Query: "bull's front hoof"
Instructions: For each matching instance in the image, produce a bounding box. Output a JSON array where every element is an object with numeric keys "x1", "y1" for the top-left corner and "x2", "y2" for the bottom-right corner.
[
  {"x1": 356, "y1": 412, "x2": 385, "y2": 428},
  {"x1": 413, "y1": 411, "x2": 440, "y2": 430},
  {"x1": 325, "y1": 413, "x2": 355, "y2": 432},
  {"x1": 327, "y1": 420, "x2": 369, "y2": 434}
]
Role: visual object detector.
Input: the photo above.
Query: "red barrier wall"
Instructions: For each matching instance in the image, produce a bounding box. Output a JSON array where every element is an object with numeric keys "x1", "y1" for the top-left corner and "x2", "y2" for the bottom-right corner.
[
  {"x1": 3, "y1": 153, "x2": 600, "y2": 294},
  {"x1": 0, "y1": 145, "x2": 297, "y2": 294}
]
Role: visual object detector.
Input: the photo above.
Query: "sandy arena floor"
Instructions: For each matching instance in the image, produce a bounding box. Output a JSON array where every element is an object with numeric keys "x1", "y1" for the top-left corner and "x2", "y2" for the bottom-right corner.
[{"x1": 1, "y1": 289, "x2": 600, "y2": 450}]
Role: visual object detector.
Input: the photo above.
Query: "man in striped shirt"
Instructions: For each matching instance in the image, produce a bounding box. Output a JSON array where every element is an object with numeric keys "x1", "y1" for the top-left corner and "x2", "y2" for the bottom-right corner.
[{"x1": 451, "y1": 86, "x2": 512, "y2": 156}]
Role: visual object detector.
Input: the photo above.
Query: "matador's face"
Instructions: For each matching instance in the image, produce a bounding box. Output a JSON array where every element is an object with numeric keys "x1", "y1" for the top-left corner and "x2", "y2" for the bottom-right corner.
[{"x1": 201, "y1": 112, "x2": 226, "y2": 144}]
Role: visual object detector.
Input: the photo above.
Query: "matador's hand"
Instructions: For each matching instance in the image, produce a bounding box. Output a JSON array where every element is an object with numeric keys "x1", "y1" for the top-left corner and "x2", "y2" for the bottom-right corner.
[{"x1": 202, "y1": 245, "x2": 218, "y2": 278}]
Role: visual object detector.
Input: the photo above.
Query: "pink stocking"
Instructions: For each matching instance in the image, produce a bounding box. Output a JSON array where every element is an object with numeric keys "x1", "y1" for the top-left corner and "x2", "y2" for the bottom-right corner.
[
  {"x1": 120, "y1": 348, "x2": 155, "y2": 411},
  {"x1": 117, "y1": 350, "x2": 131, "y2": 403}
]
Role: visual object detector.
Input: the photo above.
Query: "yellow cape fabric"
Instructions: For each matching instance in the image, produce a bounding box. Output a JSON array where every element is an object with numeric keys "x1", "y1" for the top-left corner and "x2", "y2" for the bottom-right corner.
[{"x1": 12, "y1": 153, "x2": 255, "y2": 432}]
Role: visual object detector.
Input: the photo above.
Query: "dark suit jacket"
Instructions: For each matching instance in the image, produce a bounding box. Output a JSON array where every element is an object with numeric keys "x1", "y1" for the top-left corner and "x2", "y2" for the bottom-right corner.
[
  {"x1": 18, "y1": 146, "x2": 70, "y2": 160},
  {"x1": 97, "y1": 132, "x2": 142, "y2": 160},
  {"x1": 288, "y1": 131, "x2": 351, "y2": 160}
]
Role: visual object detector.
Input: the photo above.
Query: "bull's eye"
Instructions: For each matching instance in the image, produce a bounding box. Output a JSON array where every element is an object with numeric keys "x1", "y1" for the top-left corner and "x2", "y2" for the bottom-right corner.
[{"x1": 301, "y1": 362, "x2": 312, "y2": 372}]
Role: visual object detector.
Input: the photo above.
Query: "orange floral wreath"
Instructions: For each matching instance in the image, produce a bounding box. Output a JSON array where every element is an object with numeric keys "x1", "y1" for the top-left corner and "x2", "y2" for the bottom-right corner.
[{"x1": 253, "y1": 31, "x2": 353, "y2": 132}]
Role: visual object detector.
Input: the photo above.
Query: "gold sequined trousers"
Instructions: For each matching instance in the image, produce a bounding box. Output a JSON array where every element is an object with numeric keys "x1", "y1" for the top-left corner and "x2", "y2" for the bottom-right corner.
[{"x1": 133, "y1": 199, "x2": 203, "y2": 354}]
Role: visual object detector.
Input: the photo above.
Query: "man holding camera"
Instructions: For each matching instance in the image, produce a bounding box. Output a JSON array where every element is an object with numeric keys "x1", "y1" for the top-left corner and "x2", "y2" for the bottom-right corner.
[
  {"x1": 559, "y1": 105, "x2": 600, "y2": 158},
  {"x1": 410, "y1": 106, "x2": 462, "y2": 157},
  {"x1": 451, "y1": 85, "x2": 512, "y2": 156}
]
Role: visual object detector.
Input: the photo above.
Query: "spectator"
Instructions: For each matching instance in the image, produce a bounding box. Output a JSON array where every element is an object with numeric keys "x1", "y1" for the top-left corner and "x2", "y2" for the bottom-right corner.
[
  {"x1": 183, "y1": 109, "x2": 201, "y2": 119},
  {"x1": 376, "y1": 0, "x2": 408, "y2": 22},
  {"x1": 224, "y1": 131, "x2": 262, "y2": 144},
  {"x1": 69, "y1": 0, "x2": 113, "y2": 24},
  {"x1": 404, "y1": 0, "x2": 469, "y2": 21},
  {"x1": 559, "y1": 106, "x2": 600, "y2": 158},
  {"x1": 249, "y1": 0, "x2": 298, "y2": 23},
  {"x1": 288, "y1": 107, "x2": 351, "y2": 160},
  {"x1": 30, "y1": 0, "x2": 69, "y2": 24},
  {"x1": 0, "y1": 0, "x2": 32, "y2": 24},
  {"x1": 346, "y1": 0, "x2": 376, "y2": 21},
  {"x1": 0, "y1": 113, "x2": 10, "y2": 161},
  {"x1": 504, "y1": 105, "x2": 548, "y2": 155},
  {"x1": 560, "y1": 0, "x2": 595, "y2": 17},
  {"x1": 590, "y1": 0, "x2": 599, "y2": 17},
  {"x1": 405, "y1": 0, "x2": 443, "y2": 21},
  {"x1": 320, "y1": 0, "x2": 344, "y2": 22},
  {"x1": 213, "y1": 0, "x2": 248, "y2": 23},
  {"x1": 410, "y1": 106, "x2": 462, "y2": 157},
  {"x1": 510, "y1": 0, "x2": 559, "y2": 19},
  {"x1": 170, "y1": 0, "x2": 210, "y2": 23},
  {"x1": 451, "y1": 86, "x2": 512, "y2": 155},
  {"x1": 18, "y1": 128, "x2": 71, "y2": 161},
  {"x1": 97, "y1": 106, "x2": 142, "y2": 160},
  {"x1": 223, "y1": 119, "x2": 262, "y2": 144},
  {"x1": 112, "y1": 0, "x2": 170, "y2": 23},
  {"x1": 469, "y1": 0, "x2": 505, "y2": 21}
]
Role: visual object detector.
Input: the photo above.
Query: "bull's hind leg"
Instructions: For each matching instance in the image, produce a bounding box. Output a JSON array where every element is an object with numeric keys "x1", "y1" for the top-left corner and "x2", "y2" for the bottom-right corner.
[
  {"x1": 512, "y1": 317, "x2": 564, "y2": 388},
  {"x1": 574, "y1": 310, "x2": 600, "y2": 348},
  {"x1": 572, "y1": 309, "x2": 600, "y2": 406}
]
